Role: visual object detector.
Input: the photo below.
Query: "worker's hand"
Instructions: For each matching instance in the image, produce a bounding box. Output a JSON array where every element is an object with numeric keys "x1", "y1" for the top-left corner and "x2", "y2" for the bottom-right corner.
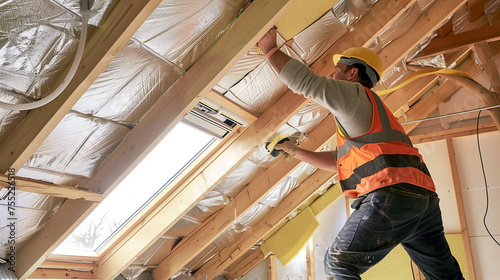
[
  {"x1": 258, "y1": 28, "x2": 278, "y2": 54},
  {"x1": 275, "y1": 140, "x2": 299, "y2": 161}
]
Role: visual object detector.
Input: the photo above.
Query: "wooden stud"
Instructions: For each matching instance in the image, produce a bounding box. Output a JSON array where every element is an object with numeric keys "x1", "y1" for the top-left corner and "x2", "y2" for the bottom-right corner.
[
  {"x1": 437, "y1": 19, "x2": 454, "y2": 38},
  {"x1": 193, "y1": 171, "x2": 338, "y2": 279},
  {"x1": 0, "y1": 174, "x2": 103, "y2": 202},
  {"x1": 268, "y1": 254, "x2": 277, "y2": 280},
  {"x1": 411, "y1": 261, "x2": 425, "y2": 280},
  {"x1": 306, "y1": 238, "x2": 316, "y2": 280},
  {"x1": 446, "y1": 139, "x2": 477, "y2": 280}
]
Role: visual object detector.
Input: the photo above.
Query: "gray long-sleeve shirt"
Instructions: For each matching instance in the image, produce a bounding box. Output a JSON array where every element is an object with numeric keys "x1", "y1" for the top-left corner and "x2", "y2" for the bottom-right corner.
[{"x1": 279, "y1": 58, "x2": 374, "y2": 138}]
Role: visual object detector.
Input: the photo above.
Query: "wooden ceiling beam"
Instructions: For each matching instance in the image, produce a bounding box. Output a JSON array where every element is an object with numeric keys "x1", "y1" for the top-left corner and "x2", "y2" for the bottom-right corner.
[
  {"x1": 379, "y1": 0, "x2": 467, "y2": 75},
  {"x1": 193, "y1": 170, "x2": 338, "y2": 280},
  {"x1": 0, "y1": 0, "x2": 164, "y2": 174},
  {"x1": 0, "y1": 174, "x2": 103, "y2": 202},
  {"x1": 152, "y1": 114, "x2": 336, "y2": 280},
  {"x1": 411, "y1": 23, "x2": 500, "y2": 61},
  {"x1": 89, "y1": 1, "x2": 303, "y2": 279}
]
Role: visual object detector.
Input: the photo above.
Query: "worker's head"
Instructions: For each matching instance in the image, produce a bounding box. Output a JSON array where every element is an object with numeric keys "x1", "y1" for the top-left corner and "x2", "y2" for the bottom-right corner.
[{"x1": 330, "y1": 47, "x2": 383, "y2": 88}]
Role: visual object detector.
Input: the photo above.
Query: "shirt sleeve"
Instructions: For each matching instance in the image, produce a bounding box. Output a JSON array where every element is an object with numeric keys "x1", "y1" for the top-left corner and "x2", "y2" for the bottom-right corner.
[{"x1": 279, "y1": 58, "x2": 373, "y2": 137}]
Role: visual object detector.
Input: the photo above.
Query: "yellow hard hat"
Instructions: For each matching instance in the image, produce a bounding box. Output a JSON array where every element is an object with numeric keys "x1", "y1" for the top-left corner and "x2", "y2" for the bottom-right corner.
[{"x1": 333, "y1": 47, "x2": 383, "y2": 86}]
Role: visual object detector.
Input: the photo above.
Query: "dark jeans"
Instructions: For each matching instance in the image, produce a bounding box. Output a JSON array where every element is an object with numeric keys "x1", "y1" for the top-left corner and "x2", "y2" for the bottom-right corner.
[{"x1": 324, "y1": 183, "x2": 464, "y2": 280}]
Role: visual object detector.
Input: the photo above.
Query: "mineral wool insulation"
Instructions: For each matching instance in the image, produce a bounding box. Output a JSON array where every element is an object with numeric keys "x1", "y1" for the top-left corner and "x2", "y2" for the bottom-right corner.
[{"x1": 1, "y1": 0, "x2": 499, "y2": 279}]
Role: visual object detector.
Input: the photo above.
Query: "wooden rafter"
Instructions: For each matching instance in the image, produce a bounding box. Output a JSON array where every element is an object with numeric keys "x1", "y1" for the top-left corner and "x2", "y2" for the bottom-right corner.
[
  {"x1": 151, "y1": 114, "x2": 336, "y2": 280},
  {"x1": 412, "y1": 23, "x2": 500, "y2": 61},
  {"x1": 0, "y1": 174, "x2": 103, "y2": 202},
  {"x1": 474, "y1": 41, "x2": 500, "y2": 97},
  {"x1": 29, "y1": 269, "x2": 93, "y2": 279}
]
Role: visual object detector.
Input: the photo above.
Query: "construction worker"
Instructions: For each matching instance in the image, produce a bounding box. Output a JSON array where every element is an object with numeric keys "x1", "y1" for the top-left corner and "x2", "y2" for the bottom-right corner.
[{"x1": 258, "y1": 28, "x2": 464, "y2": 280}]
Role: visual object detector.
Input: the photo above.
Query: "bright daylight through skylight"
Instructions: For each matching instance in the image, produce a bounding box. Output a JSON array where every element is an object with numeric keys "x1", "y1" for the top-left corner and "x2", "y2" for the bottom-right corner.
[{"x1": 53, "y1": 122, "x2": 214, "y2": 256}]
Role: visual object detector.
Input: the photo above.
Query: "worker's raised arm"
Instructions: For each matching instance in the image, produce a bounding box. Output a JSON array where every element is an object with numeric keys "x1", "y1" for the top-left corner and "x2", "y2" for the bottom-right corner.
[
  {"x1": 257, "y1": 28, "x2": 291, "y2": 74},
  {"x1": 275, "y1": 141, "x2": 337, "y2": 172}
]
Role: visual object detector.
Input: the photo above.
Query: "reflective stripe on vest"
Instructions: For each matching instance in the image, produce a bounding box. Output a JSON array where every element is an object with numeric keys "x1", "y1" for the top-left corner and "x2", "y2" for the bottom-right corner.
[{"x1": 336, "y1": 87, "x2": 435, "y2": 198}]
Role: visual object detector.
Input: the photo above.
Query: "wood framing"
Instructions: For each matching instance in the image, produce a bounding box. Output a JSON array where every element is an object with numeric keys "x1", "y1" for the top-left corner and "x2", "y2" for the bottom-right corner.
[
  {"x1": 0, "y1": 174, "x2": 103, "y2": 202},
  {"x1": 446, "y1": 139, "x2": 477, "y2": 279},
  {"x1": 192, "y1": 170, "x2": 338, "y2": 279},
  {"x1": 39, "y1": 261, "x2": 95, "y2": 271},
  {"x1": 151, "y1": 114, "x2": 336, "y2": 280},
  {"x1": 90, "y1": 1, "x2": 304, "y2": 278}
]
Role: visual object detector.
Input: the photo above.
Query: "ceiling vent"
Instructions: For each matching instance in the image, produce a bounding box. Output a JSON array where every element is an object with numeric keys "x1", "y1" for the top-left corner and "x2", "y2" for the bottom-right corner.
[{"x1": 183, "y1": 97, "x2": 249, "y2": 139}]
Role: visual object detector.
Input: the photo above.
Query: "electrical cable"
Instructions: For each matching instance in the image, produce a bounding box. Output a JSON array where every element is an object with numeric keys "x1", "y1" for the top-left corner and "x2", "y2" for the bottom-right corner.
[
  {"x1": 0, "y1": 13, "x2": 89, "y2": 111},
  {"x1": 476, "y1": 110, "x2": 500, "y2": 246}
]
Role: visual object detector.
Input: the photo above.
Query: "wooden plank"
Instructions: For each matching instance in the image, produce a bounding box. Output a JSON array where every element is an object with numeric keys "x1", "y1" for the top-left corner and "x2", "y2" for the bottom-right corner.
[
  {"x1": 0, "y1": 174, "x2": 103, "y2": 202},
  {"x1": 0, "y1": 0, "x2": 164, "y2": 174},
  {"x1": 468, "y1": 0, "x2": 485, "y2": 22},
  {"x1": 192, "y1": 170, "x2": 338, "y2": 279},
  {"x1": 306, "y1": 238, "x2": 315, "y2": 280},
  {"x1": 29, "y1": 269, "x2": 94, "y2": 279},
  {"x1": 378, "y1": 0, "x2": 467, "y2": 75},
  {"x1": 409, "y1": 122, "x2": 497, "y2": 144},
  {"x1": 268, "y1": 254, "x2": 277, "y2": 280},
  {"x1": 225, "y1": 249, "x2": 266, "y2": 280},
  {"x1": 151, "y1": 115, "x2": 336, "y2": 280},
  {"x1": 411, "y1": 261, "x2": 425, "y2": 280},
  {"x1": 206, "y1": 90, "x2": 258, "y2": 124},
  {"x1": 446, "y1": 139, "x2": 477, "y2": 279},
  {"x1": 414, "y1": 23, "x2": 500, "y2": 60}
]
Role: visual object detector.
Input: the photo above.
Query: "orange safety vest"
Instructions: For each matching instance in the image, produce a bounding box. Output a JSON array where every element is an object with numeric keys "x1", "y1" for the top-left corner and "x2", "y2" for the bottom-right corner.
[{"x1": 335, "y1": 87, "x2": 435, "y2": 198}]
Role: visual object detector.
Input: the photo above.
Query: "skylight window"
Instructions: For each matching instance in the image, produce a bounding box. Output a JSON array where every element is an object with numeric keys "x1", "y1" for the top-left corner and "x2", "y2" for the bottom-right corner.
[{"x1": 53, "y1": 122, "x2": 214, "y2": 255}]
